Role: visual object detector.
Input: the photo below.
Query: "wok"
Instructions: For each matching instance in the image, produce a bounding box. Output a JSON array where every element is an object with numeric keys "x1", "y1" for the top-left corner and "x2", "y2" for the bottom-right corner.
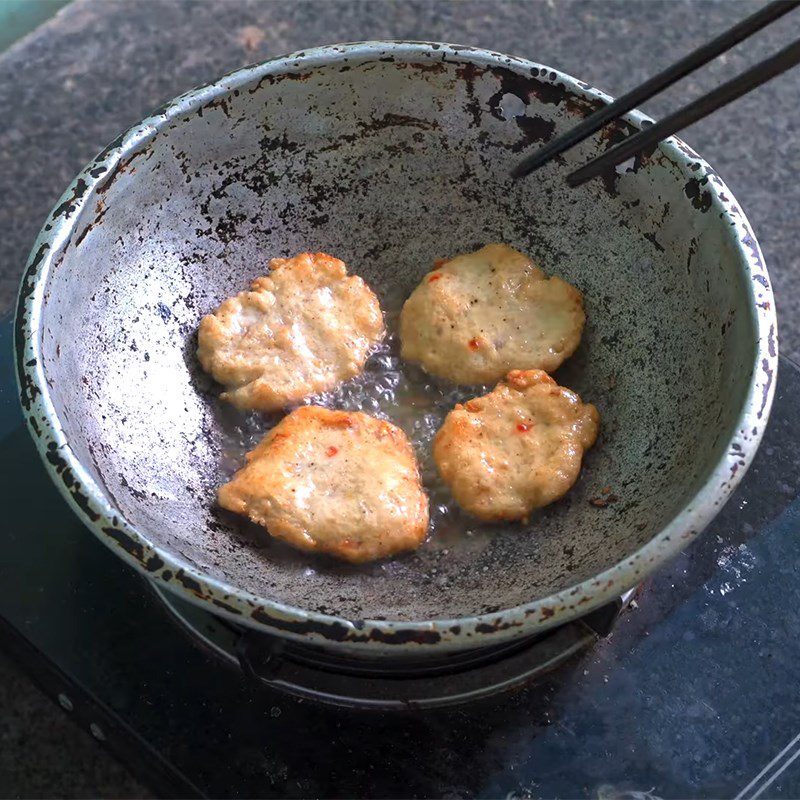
[{"x1": 16, "y1": 42, "x2": 777, "y2": 655}]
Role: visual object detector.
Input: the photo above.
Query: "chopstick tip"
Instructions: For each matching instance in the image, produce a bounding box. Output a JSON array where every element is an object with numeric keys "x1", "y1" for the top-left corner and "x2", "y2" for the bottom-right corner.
[
  {"x1": 511, "y1": 153, "x2": 544, "y2": 178},
  {"x1": 565, "y1": 169, "x2": 590, "y2": 187}
]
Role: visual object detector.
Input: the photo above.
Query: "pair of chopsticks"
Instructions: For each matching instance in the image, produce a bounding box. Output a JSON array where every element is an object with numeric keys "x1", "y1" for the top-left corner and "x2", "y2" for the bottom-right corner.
[{"x1": 511, "y1": 0, "x2": 800, "y2": 186}]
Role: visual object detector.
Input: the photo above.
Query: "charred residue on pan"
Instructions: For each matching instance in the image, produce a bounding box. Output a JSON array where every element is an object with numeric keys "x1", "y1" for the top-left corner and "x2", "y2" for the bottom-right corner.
[
  {"x1": 594, "y1": 119, "x2": 637, "y2": 197},
  {"x1": 43, "y1": 443, "x2": 100, "y2": 522},
  {"x1": 486, "y1": 65, "x2": 565, "y2": 118},
  {"x1": 75, "y1": 197, "x2": 108, "y2": 247},
  {"x1": 643, "y1": 231, "x2": 665, "y2": 252},
  {"x1": 510, "y1": 115, "x2": 556, "y2": 152},
  {"x1": 50, "y1": 178, "x2": 89, "y2": 220},
  {"x1": 684, "y1": 177, "x2": 713, "y2": 213},
  {"x1": 95, "y1": 147, "x2": 154, "y2": 197},
  {"x1": 175, "y1": 569, "x2": 209, "y2": 599},
  {"x1": 212, "y1": 597, "x2": 243, "y2": 615},
  {"x1": 199, "y1": 96, "x2": 231, "y2": 118},
  {"x1": 475, "y1": 619, "x2": 523, "y2": 633},
  {"x1": 251, "y1": 607, "x2": 442, "y2": 645},
  {"x1": 455, "y1": 62, "x2": 483, "y2": 128},
  {"x1": 102, "y1": 525, "x2": 146, "y2": 562},
  {"x1": 452, "y1": 61, "x2": 561, "y2": 154},
  {"x1": 247, "y1": 69, "x2": 313, "y2": 96},
  {"x1": 145, "y1": 554, "x2": 165, "y2": 572},
  {"x1": 486, "y1": 64, "x2": 571, "y2": 110},
  {"x1": 360, "y1": 112, "x2": 439, "y2": 133},
  {"x1": 15, "y1": 244, "x2": 50, "y2": 411}
]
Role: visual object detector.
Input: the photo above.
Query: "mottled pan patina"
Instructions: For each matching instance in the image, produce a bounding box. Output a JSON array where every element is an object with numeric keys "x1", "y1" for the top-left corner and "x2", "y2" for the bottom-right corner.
[{"x1": 16, "y1": 42, "x2": 777, "y2": 655}]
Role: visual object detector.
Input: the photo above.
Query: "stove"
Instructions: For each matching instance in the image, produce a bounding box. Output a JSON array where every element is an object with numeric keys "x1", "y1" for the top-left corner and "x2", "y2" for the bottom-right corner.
[
  {"x1": 4, "y1": 310, "x2": 800, "y2": 799},
  {"x1": 152, "y1": 581, "x2": 636, "y2": 711}
]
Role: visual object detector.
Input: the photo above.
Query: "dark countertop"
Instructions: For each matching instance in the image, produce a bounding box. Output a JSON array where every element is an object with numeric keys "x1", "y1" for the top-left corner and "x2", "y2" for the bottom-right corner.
[
  {"x1": 1, "y1": 1, "x2": 799, "y2": 796},
  {"x1": 0, "y1": 651, "x2": 147, "y2": 798}
]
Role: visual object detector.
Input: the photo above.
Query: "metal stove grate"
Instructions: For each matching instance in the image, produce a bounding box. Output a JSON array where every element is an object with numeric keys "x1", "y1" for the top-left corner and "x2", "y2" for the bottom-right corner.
[{"x1": 151, "y1": 581, "x2": 636, "y2": 710}]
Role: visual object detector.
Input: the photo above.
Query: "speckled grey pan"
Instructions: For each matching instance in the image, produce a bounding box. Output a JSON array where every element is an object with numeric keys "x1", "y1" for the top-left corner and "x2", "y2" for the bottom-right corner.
[{"x1": 16, "y1": 42, "x2": 777, "y2": 655}]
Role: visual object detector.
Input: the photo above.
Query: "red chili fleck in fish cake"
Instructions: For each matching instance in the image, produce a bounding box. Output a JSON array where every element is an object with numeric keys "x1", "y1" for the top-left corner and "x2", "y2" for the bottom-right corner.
[{"x1": 399, "y1": 244, "x2": 585, "y2": 384}]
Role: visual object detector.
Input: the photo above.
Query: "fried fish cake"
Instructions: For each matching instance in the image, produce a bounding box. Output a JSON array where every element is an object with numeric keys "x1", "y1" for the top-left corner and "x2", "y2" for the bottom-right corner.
[
  {"x1": 218, "y1": 406, "x2": 430, "y2": 563},
  {"x1": 433, "y1": 370, "x2": 599, "y2": 521},
  {"x1": 198, "y1": 253, "x2": 384, "y2": 411},
  {"x1": 399, "y1": 243, "x2": 584, "y2": 384}
]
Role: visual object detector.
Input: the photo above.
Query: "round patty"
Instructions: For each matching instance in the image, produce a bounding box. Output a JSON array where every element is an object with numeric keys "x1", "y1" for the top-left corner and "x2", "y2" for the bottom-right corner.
[
  {"x1": 433, "y1": 370, "x2": 599, "y2": 521},
  {"x1": 218, "y1": 406, "x2": 430, "y2": 563},
  {"x1": 198, "y1": 252, "x2": 384, "y2": 411},
  {"x1": 399, "y1": 243, "x2": 585, "y2": 384}
]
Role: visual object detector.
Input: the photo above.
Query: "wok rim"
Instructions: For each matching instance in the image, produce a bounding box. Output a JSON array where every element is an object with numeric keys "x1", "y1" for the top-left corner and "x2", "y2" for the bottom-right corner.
[{"x1": 15, "y1": 40, "x2": 778, "y2": 653}]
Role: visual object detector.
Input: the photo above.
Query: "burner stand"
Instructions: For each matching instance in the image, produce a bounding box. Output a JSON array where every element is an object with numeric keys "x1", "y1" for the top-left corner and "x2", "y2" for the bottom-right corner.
[{"x1": 152, "y1": 583, "x2": 634, "y2": 710}]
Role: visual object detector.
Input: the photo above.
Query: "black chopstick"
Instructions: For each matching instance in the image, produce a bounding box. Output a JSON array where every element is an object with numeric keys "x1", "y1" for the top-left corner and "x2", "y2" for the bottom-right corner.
[
  {"x1": 567, "y1": 36, "x2": 800, "y2": 186},
  {"x1": 510, "y1": 0, "x2": 800, "y2": 180}
]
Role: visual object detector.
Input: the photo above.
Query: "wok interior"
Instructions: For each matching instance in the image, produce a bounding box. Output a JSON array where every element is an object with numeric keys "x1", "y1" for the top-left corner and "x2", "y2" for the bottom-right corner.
[{"x1": 38, "y1": 51, "x2": 755, "y2": 621}]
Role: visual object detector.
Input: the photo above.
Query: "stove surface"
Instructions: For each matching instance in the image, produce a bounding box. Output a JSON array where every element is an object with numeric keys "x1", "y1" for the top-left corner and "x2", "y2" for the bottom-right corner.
[{"x1": 3, "y1": 313, "x2": 800, "y2": 799}]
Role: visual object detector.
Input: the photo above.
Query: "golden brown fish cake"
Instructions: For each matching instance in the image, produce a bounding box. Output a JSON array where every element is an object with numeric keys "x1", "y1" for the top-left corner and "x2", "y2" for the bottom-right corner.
[
  {"x1": 433, "y1": 370, "x2": 599, "y2": 521},
  {"x1": 197, "y1": 253, "x2": 384, "y2": 411},
  {"x1": 399, "y1": 244, "x2": 585, "y2": 384},
  {"x1": 218, "y1": 406, "x2": 430, "y2": 563}
]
